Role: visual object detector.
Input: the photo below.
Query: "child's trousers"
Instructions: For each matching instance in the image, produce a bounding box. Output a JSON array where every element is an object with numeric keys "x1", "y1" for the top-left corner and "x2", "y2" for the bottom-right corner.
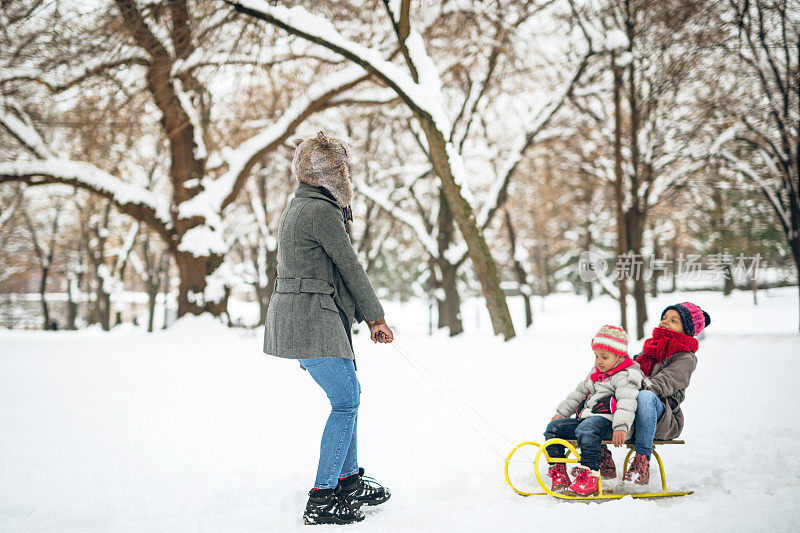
[
  {"x1": 633, "y1": 390, "x2": 666, "y2": 458},
  {"x1": 544, "y1": 416, "x2": 614, "y2": 471}
]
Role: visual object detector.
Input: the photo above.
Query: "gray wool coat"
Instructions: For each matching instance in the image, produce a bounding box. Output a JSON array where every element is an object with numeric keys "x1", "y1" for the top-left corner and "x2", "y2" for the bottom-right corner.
[
  {"x1": 263, "y1": 182, "x2": 384, "y2": 359},
  {"x1": 634, "y1": 351, "x2": 698, "y2": 440},
  {"x1": 555, "y1": 361, "x2": 644, "y2": 436}
]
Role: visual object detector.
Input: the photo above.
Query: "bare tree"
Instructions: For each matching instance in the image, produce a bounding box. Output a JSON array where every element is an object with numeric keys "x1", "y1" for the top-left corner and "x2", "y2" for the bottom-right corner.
[
  {"x1": 709, "y1": 0, "x2": 800, "y2": 329},
  {"x1": 229, "y1": 0, "x2": 529, "y2": 338},
  {"x1": 1, "y1": 0, "x2": 374, "y2": 320},
  {"x1": 20, "y1": 191, "x2": 65, "y2": 329},
  {"x1": 567, "y1": 0, "x2": 711, "y2": 338}
]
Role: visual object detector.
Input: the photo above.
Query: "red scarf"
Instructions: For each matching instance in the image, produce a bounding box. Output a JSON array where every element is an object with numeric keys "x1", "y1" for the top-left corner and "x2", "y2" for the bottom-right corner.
[
  {"x1": 590, "y1": 356, "x2": 634, "y2": 382},
  {"x1": 639, "y1": 327, "x2": 698, "y2": 376}
]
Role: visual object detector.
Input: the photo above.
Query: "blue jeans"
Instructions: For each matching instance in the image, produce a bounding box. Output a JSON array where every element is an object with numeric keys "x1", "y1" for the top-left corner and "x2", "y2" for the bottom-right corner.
[
  {"x1": 633, "y1": 390, "x2": 665, "y2": 458},
  {"x1": 299, "y1": 357, "x2": 361, "y2": 489},
  {"x1": 544, "y1": 416, "x2": 613, "y2": 471}
]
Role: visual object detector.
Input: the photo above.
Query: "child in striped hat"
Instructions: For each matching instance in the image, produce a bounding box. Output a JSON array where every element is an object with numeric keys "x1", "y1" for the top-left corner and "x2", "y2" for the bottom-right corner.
[{"x1": 543, "y1": 325, "x2": 643, "y2": 496}]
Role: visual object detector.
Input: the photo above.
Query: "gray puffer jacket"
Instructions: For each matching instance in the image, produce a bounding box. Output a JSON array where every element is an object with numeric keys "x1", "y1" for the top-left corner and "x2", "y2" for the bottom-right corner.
[{"x1": 555, "y1": 360, "x2": 644, "y2": 435}]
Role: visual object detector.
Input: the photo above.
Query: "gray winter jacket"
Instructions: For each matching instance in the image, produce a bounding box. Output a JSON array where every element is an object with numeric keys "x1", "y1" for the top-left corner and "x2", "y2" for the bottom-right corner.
[
  {"x1": 635, "y1": 351, "x2": 698, "y2": 440},
  {"x1": 263, "y1": 182, "x2": 384, "y2": 359},
  {"x1": 555, "y1": 360, "x2": 644, "y2": 435}
]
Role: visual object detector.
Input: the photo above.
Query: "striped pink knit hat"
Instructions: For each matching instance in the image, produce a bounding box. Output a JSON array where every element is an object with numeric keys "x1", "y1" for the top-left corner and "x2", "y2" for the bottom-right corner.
[
  {"x1": 591, "y1": 325, "x2": 629, "y2": 357},
  {"x1": 661, "y1": 302, "x2": 711, "y2": 337}
]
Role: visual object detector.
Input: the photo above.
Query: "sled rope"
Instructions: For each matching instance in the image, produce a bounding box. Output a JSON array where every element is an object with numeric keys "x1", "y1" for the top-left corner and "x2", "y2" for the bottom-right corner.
[{"x1": 391, "y1": 341, "x2": 533, "y2": 463}]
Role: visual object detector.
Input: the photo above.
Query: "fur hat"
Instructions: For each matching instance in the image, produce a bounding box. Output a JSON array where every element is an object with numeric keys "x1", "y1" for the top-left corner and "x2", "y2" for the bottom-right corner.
[
  {"x1": 291, "y1": 131, "x2": 353, "y2": 208},
  {"x1": 661, "y1": 302, "x2": 710, "y2": 337},
  {"x1": 590, "y1": 325, "x2": 628, "y2": 357}
]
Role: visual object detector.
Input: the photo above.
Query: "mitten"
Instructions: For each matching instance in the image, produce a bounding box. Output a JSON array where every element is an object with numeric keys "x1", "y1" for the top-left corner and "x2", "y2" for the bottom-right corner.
[{"x1": 591, "y1": 396, "x2": 617, "y2": 414}]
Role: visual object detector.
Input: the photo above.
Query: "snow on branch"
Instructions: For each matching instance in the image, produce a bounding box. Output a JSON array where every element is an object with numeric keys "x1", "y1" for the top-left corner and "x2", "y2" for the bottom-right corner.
[
  {"x1": 328, "y1": 86, "x2": 399, "y2": 106},
  {"x1": 178, "y1": 225, "x2": 228, "y2": 257},
  {"x1": 178, "y1": 66, "x2": 368, "y2": 224},
  {"x1": 230, "y1": 2, "x2": 501, "y2": 243},
  {"x1": 716, "y1": 149, "x2": 791, "y2": 233},
  {"x1": 171, "y1": 41, "x2": 343, "y2": 77},
  {"x1": 114, "y1": 221, "x2": 140, "y2": 269},
  {"x1": 645, "y1": 158, "x2": 705, "y2": 206},
  {"x1": 707, "y1": 124, "x2": 792, "y2": 233},
  {"x1": 355, "y1": 180, "x2": 438, "y2": 257},
  {"x1": 0, "y1": 101, "x2": 54, "y2": 159},
  {"x1": 0, "y1": 159, "x2": 172, "y2": 235},
  {"x1": 709, "y1": 124, "x2": 740, "y2": 154},
  {"x1": 230, "y1": 2, "x2": 448, "y2": 127},
  {"x1": 474, "y1": 51, "x2": 592, "y2": 229},
  {"x1": 172, "y1": 78, "x2": 207, "y2": 161},
  {"x1": 0, "y1": 187, "x2": 22, "y2": 231},
  {"x1": 444, "y1": 52, "x2": 592, "y2": 265}
]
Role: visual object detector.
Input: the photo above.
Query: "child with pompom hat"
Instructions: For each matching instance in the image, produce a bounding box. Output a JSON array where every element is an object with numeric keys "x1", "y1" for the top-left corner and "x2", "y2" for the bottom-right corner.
[
  {"x1": 620, "y1": 302, "x2": 711, "y2": 486},
  {"x1": 543, "y1": 325, "x2": 643, "y2": 496}
]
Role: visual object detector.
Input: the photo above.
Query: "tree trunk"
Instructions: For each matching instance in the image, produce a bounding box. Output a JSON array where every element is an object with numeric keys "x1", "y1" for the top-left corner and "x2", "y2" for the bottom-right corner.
[
  {"x1": 85, "y1": 288, "x2": 98, "y2": 326},
  {"x1": 622, "y1": 17, "x2": 648, "y2": 340},
  {"x1": 97, "y1": 286, "x2": 111, "y2": 331},
  {"x1": 252, "y1": 246, "x2": 278, "y2": 327},
  {"x1": 504, "y1": 208, "x2": 532, "y2": 326},
  {"x1": 147, "y1": 285, "x2": 158, "y2": 332},
  {"x1": 633, "y1": 276, "x2": 647, "y2": 339},
  {"x1": 161, "y1": 282, "x2": 170, "y2": 330},
  {"x1": 438, "y1": 260, "x2": 463, "y2": 336},
  {"x1": 524, "y1": 296, "x2": 532, "y2": 327},
  {"x1": 723, "y1": 264, "x2": 734, "y2": 295},
  {"x1": 612, "y1": 51, "x2": 628, "y2": 330},
  {"x1": 670, "y1": 236, "x2": 678, "y2": 293},
  {"x1": 627, "y1": 208, "x2": 648, "y2": 340},
  {"x1": 419, "y1": 120, "x2": 515, "y2": 340},
  {"x1": 535, "y1": 243, "x2": 552, "y2": 296},
  {"x1": 436, "y1": 297, "x2": 445, "y2": 329},
  {"x1": 174, "y1": 251, "x2": 226, "y2": 316},
  {"x1": 21, "y1": 202, "x2": 60, "y2": 330},
  {"x1": 65, "y1": 276, "x2": 78, "y2": 330},
  {"x1": 38, "y1": 266, "x2": 50, "y2": 330},
  {"x1": 792, "y1": 239, "x2": 800, "y2": 332},
  {"x1": 436, "y1": 190, "x2": 464, "y2": 335},
  {"x1": 650, "y1": 231, "x2": 660, "y2": 298},
  {"x1": 255, "y1": 284, "x2": 269, "y2": 327},
  {"x1": 583, "y1": 215, "x2": 594, "y2": 303}
]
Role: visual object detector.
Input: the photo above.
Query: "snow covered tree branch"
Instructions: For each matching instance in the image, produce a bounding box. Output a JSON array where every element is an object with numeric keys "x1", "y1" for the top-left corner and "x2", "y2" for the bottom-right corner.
[
  {"x1": 0, "y1": 160, "x2": 173, "y2": 243},
  {"x1": 230, "y1": 0, "x2": 523, "y2": 338}
]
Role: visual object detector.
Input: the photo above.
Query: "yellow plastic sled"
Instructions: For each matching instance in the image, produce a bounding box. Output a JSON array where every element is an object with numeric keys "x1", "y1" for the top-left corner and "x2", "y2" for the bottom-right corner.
[{"x1": 504, "y1": 438, "x2": 693, "y2": 500}]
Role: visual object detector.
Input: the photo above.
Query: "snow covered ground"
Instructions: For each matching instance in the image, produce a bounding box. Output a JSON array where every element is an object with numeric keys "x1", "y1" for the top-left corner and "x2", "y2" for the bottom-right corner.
[{"x1": 1, "y1": 287, "x2": 799, "y2": 532}]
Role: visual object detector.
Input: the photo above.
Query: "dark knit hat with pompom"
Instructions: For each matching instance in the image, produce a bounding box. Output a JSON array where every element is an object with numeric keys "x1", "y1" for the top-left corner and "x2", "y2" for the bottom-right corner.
[{"x1": 661, "y1": 302, "x2": 711, "y2": 337}]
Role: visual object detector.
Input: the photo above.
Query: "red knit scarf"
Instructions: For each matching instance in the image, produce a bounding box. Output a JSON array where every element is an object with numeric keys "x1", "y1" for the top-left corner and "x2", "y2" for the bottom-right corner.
[
  {"x1": 639, "y1": 327, "x2": 698, "y2": 377},
  {"x1": 590, "y1": 356, "x2": 634, "y2": 382}
]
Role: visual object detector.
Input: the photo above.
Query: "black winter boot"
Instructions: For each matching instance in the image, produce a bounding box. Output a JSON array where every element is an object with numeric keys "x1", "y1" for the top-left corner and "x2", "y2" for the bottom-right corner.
[
  {"x1": 303, "y1": 488, "x2": 365, "y2": 525},
  {"x1": 338, "y1": 468, "x2": 391, "y2": 508}
]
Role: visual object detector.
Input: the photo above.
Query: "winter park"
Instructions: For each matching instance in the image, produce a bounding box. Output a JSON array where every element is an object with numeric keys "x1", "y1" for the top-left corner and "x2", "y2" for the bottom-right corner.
[{"x1": 1, "y1": 0, "x2": 800, "y2": 531}]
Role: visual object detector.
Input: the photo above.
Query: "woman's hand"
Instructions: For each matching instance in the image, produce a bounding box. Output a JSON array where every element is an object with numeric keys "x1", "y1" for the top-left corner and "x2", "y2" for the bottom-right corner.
[
  {"x1": 612, "y1": 430, "x2": 626, "y2": 447},
  {"x1": 367, "y1": 317, "x2": 394, "y2": 344},
  {"x1": 551, "y1": 414, "x2": 564, "y2": 421}
]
